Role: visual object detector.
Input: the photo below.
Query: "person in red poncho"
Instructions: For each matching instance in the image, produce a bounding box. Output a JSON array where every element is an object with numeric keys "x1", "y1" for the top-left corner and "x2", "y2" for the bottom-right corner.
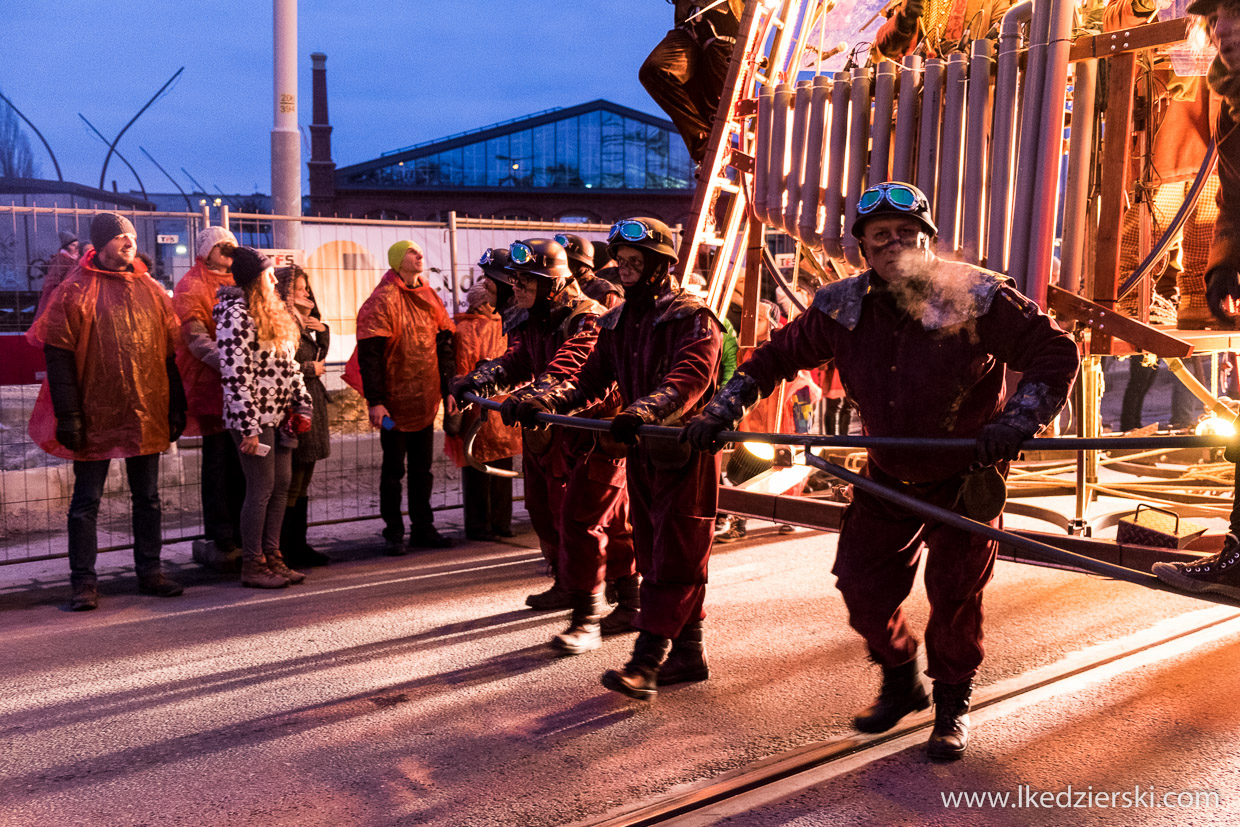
[
  {"x1": 352, "y1": 240, "x2": 456, "y2": 553},
  {"x1": 30, "y1": 231, "x2": 80, "y2": 330},
  {"x1": 172, "y1": 226, "x2": 246, "y2": 568},
  {"x1": 29, "y1": 213, "x2": 187, "y2": 611}
]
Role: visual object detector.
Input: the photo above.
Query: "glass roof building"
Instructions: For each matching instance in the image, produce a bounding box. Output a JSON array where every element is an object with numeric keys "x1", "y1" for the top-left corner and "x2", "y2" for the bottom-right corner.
[{"x1": 336, "y1": 100, "x2": 695, "y2": 193}]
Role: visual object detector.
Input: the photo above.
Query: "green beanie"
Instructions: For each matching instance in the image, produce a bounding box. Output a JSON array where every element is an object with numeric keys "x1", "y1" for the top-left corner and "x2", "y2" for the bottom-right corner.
[{"x1": 388, "y1": 240, "x2": 414, "y2": 272}]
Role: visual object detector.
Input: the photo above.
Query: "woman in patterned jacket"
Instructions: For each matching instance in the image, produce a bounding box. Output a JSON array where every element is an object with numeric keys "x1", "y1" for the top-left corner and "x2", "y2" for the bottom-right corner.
[{"x1": 214, "y1": 247, "x2": 313, "y2": 589}]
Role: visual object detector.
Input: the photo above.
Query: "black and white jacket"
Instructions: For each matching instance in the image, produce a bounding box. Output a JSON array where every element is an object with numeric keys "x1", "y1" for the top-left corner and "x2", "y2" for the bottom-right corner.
[{"x1": 214, "y1": 286, "x2": 312, "y2": 438}]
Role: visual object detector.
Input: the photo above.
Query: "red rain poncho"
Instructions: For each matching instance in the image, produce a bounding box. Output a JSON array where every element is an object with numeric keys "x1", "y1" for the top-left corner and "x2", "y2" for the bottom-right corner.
[
  {"x1": 172, "y1": 260, "x2": 235, "y2": 436},
  {"x1": 444, "y1": 310, "x2": 521, "y2": 467},
  {"x1": 28, "y1": 250, "x2": 180, "y2": 460}
]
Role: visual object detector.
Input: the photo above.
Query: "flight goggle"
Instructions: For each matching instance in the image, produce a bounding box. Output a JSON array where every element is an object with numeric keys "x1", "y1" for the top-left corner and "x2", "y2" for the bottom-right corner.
[
  {"x1": 508, "y1": 242, "x2": 563, "y2": 272},
  {"x1": 553, "y1": 233, "x2": 573, "y2": 250},
  {"x1": 608, "y1": 219, "x2": 670, "y2": 248},
  {"x1": 856, "y1": 183, "x2": 928, "y2": 216},
  {"x1": 478, "y1": 248, "x2": 498, "y2": 268}
]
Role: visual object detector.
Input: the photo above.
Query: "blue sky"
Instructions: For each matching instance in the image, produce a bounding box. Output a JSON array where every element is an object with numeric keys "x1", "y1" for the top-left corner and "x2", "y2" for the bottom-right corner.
[{"x1": 1, "y1": 1, "x2": 672, "y2": 194}]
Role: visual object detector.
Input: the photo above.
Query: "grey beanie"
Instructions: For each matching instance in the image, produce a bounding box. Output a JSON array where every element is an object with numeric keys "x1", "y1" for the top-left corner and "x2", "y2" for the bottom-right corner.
[
  {"x1": 58, "y1": 231, "x2": 78, "y2": 249},
  {"x1": 89, "y1": 213, "x2": 136, "y2": 251}
]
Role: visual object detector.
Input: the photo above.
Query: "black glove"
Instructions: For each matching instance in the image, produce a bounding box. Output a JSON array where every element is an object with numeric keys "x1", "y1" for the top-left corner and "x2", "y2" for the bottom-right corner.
[
  {"x1": 976, "y1": 422, "x2": 1026, "y2": 466},
  {"x1": 609, "y1": 412, "x2": 645, "y2": 446},
  {"x1": 1206, "y1": 268, "x2": 1240, "y2": 325},
  {"x1": 514, "y1": 397, "x2": 553, "y2": 430},
  {"x1": 896, "y1": 0, "x2": 924, "y2": 32},
  {"x1": 499, "y1": 396, "x2": 520, "y2": 427},
  {"x1": 168, "y1": 409, "x2": 187, "y2": 443},
  {"x1": 680, "y1": 412, "x2": 731, "y2": 453},
  {"x1": 56, "y1": 412, "x2": 85, "y2": 452},
  {"x1": 448, "y1": 375, "x2": 480, "y2": 408}
]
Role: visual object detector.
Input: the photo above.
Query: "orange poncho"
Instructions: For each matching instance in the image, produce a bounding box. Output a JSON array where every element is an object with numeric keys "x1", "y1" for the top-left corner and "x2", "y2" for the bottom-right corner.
[
  {"x1": 352, "y1": 270, "x2": 454, "y2": 432},
  {"x1": 444, "y1": 310, "x2": 522, "y2": 468},
  {"x1": 172, "y1": 260, "x2": 235, "y2": 436},
  {"x1": 28, "y1": 251, "x2": 180, "y2": 460}
]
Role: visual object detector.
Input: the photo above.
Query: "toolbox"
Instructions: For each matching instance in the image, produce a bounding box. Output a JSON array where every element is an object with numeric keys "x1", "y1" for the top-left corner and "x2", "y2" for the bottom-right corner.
[{"x1": 1116, "y1": 504, "x2": 1207, "y2": 549}]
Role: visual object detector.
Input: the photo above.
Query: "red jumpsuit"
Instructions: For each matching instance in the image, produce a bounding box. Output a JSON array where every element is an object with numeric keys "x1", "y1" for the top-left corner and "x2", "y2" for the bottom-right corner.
[
  {"x1": 706, "y1": 265, "x2": 1079, "y2": 683},
  {"x1": 465, "y1": 292, "x2": 635, "y2": 594},
  {"x1": 541, "y1": 279, "x2": 724, "y2": 638}
]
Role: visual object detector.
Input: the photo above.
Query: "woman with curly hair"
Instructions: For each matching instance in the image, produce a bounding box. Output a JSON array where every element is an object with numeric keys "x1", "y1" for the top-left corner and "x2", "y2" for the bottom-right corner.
[
  {"x1": 276, "y1": 264, "x2": 332, "y2": 567},
  {"x1": 215, "y1": 247, "x2": 313, "y2": 588}
]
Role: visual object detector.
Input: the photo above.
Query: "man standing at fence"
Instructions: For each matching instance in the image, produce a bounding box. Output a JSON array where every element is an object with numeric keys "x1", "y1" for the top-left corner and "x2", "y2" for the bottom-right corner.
[
  {"x1": 28, "y1": 213, "x2": 188, "y2": 611},
  {"x1": 354, "y1": 240, "x2": 456, "y2": 552},
  {"x1": 173, "y1": 226, "x2": 246, "y2": 570},
  {"x1": 683, "y1": 183, "x2": 1080, "y2": 758}
]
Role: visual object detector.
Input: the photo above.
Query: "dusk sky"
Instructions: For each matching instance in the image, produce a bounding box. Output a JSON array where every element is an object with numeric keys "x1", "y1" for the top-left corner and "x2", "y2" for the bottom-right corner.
[{"x1": 2, "y1": 1, "x2": 674, "y2": 196}]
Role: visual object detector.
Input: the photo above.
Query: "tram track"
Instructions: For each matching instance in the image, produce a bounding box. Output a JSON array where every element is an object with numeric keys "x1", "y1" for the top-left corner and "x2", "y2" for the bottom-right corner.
[{"x1": 581, "y1": 606, "x2": 1240, "y2": 827}]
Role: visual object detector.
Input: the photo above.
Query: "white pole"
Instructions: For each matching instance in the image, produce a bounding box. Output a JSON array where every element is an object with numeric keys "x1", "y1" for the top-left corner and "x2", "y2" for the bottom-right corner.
[{"x1": 272, "y1": 0, "x2": 302, "y2": 249}]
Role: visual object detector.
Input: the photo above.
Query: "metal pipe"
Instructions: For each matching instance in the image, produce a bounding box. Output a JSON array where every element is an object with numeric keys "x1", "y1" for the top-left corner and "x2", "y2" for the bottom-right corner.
[
  {"x1": 271, "y1": 0, "x2": 302, "y2": 249},
  {"x1": 754, "y1": 84, "x2": 776, "y2": 225},
  {"x1": 1059, "y1": 59, "x2": 1097, "y2": 294},
  {"x1": 798, "y1": 74, "x2": 832, "y2": 249},
  {"x1": 961, "y1": 39, "x2": 995, "y2": 265},
  {"x1": 893, "y1": 55, "x2": 923, "y2": 183},
  {"x1": 766, "y1": 83, "x2": 794, "y2": 232},
  {"x1": 1009, "y1": 0, "x2": 1053, "y2": 293},
  {"x1": 0, "y1": 89, "x2": 63, "y2": 181},
  {"x1": 822, "y1": 72, "x2": 852, "y2": 261},
  {"x1": 140, "y1": 146, "x2": 193, "y2": 211},
  {"x1": 783, "y1": 79, "x2": 814, "y2": 237},
  {"x1": 78, "y1": 114, "x2": 147, "y2": 201},
  {"x1": 916, "y1": 58, "x2": 945, "y2": 214},
  {"x1": 937, "y1": 53, "x2": 970, "y2": 256},
  {"x1": 842, "y1": 66, "x2": 873, "y2": 268},
  {"x1": 869, "y1": 61, "x2": 898, "y2": 187},
  {"x1": 987, "y1": 1, "x2": 1033, "y2": 272},
  {"x1": 98, "y1": 67, "x2": 184, "y2": 192},
  {"x1": 448, "y1": 209, "x2": 462, "y2": 313},
  {"x1": 1025, "y1": 0, "x2": 1076, "y2": 309}
]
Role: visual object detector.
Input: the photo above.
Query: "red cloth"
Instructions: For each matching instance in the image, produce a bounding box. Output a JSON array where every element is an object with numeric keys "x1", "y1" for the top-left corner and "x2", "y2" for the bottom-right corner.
[
  {"x1": 352, "y1": 270, "x2": 454, "y2": 432},
  {"x1": 28, "y1": 250, "x2": 179, "y2": 460},
  {"x1": 444, "y1": 311, "x2": 521, "y2": 467},
  {"x1": 172, "y1": 260, "x2": 234, "y2": 436},
  {"x1": 736, "y1": 346, "x2": 822, "y2": 434}
]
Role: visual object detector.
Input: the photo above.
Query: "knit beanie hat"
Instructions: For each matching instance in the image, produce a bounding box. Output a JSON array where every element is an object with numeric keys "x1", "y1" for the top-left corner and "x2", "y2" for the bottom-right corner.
[
  {"x1": 58, "y1": 231, "x2": 78, "y2": 250},
  {"x1": 230, "y1": 246, "x2": 272, "y2": 288},
  {"x1": 466, "y1": 280, "x2": 492, "y2": 311},
  {"x1": 196, "y1": 226, "x2": 238, "y2": 260},
  {"x1": 89, "y1": 213, "x2": 136, "y2": 252},
  {"x1": 388, "y1": 240, "x2": 415, "y2": 272}
]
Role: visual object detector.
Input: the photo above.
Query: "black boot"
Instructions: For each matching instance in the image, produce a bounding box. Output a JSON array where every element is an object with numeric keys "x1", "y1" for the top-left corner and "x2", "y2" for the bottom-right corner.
[
  {"x1": 927, "y1": 680, "x2": 973, "y2": 760},
  {"x1": 526, "y1": 580, "x2": 574, "y2": 611},
  {"x1": 658, "y1": 619, "x2": 709, "y2": 685},
  {"x1": 853, "y1": 657, "x2": 930, "y2": 733},
  {"x1": 550, "y1": 590, "x2": 603, "y2": 655},
  {"x1": 601, "y1": 630, "x2": 670, "y2": 701},
  {"x1": 286, "y1": 498, "x2": 329, "y2": 567},
  {"x1": 600, "y1": 573, "x2": 640, "y2": 635}
]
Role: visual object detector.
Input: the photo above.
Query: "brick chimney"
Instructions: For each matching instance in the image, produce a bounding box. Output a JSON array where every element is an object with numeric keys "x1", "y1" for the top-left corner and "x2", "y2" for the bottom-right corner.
[{"x1": 308, "y1": 52, "x2": 336, "y2": 215}]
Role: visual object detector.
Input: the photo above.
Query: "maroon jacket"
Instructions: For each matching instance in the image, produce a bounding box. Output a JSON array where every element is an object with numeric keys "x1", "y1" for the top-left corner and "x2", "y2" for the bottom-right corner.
[
  {"x1": 706, "y1": 264, "x2": 1080, "y2": 483},
  {"x1": 541, "y1": 277, "x2": 723, "y2": 426}
]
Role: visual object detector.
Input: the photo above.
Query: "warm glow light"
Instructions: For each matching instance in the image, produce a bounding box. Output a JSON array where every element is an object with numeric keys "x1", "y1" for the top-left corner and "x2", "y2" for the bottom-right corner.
[
  {"x1": 741, "y1": 441, "x2": 776, "y2": 461},
  {"x1": 1196, "y1": 416, "x2": 1237, "y2": 437}
]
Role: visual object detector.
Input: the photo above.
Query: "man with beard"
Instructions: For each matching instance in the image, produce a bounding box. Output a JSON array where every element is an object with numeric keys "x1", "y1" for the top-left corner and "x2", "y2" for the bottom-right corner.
[
  {"x1": 449, "y1": 240, "x2": 637, "y2": 647},
  {"x1": 516, "y1": 218, "x2": 723, "y2": 700},
  {"x1": 554, "y1": 232, "x2": 624, "y2": 308},
  {"x1": 683, "y1": 183, "x2": 1079, "y2": 758}
]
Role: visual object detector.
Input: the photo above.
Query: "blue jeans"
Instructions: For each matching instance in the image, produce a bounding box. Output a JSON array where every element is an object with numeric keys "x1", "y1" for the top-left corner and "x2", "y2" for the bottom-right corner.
[{"x1": 68, "y1": 454, "x2": 163, "y2": 585}]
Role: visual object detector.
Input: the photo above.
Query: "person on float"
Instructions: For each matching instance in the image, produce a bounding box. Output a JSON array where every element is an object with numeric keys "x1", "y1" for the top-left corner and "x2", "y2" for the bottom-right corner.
[
  {"x1": 347, "y1": 240, "x2": 456, "y2": 553},
  {"x1": 172, "y1": 226, "x2": 247, "y2": 569},
  {"x1": 1156, "y1": 0, "x2": 1240, "y2": 596},
  {"x1": 554, "y1": 232, "x2": 624, "y2": 308},
  {"x1": 29, "y1": 213, "x2": 187, "y2": 611},
  {"x1": 445, "y1": 277, "x2": 521, "y2": 541},
  {"x1": 683, "y1": 183, "x2": 1080, "y2": 759},
  {"x1": 516, "y1": 218, "x2": 723, "y2": 699},
  {"x1": 449, "y1": 240, "x2": 638, "y2": 651}
]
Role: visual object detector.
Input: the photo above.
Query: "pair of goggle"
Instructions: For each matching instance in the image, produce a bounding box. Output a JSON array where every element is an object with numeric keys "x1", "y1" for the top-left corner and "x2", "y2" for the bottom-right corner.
[
  {"x1": 478, "y1": 248, "x2": 497, "y2": 267},
  {"x1": 553, "y1": 233, "x2": 573, "y2": 249},
  {"x1": 856, "y1": 183, "x2": 928, "y2": 215},
  {"x1": 509, "y1": 241, "x2": 560, "y2": 271},
  {"x1": 608, "y1": 219, "x2": 668, "y2": 247}
]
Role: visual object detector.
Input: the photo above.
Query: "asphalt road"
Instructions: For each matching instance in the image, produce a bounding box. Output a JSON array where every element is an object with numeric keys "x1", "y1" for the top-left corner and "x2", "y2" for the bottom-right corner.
[{"x1": 1, "y1": 512, "x2": 1235, "y2": 826}]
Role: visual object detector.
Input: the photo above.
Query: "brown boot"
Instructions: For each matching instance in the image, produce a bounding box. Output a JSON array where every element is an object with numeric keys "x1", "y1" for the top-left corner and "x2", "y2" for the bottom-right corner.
[
  {"x1": 601, "y1": 631, "x2": 671, "y2": 701},
  {"x1": 241, "y1": 556, "x2": 289, "y2": 589},
  {"x1": 658, "y1": 619, "x2": 709, "y2": 685},
  {"x1": 600, "y1": 573, "x2": 640, "y2": 635},
  {"x1": 550, "y1": 591, "x2": 603, "y2": 655},
  {"x1": 264, "y1": 549, "x2": 306, "y2": 584}
]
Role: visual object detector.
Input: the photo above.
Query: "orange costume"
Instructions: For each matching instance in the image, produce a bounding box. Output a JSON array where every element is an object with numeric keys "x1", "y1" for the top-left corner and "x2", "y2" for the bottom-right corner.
[{"x1": 445, "y1": 308, "x2": 522, "y2": 467}]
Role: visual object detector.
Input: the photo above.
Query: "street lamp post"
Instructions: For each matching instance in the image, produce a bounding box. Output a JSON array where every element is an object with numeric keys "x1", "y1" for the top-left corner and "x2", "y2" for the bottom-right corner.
[{"x1": 272, "y1": 0, "x2": 302, "y2": 248}]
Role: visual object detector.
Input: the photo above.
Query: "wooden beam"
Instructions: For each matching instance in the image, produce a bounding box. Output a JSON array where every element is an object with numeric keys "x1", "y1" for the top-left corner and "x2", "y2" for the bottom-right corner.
[
  {"x1": 1047, "y1": 284, "x2": 1194, "y2": 357},
  {"x1": 739, "y1": 217, "x2": 764, "y2": 348},
  {"x1": 1092, "y1": 51, "x2": 1138, "y2": 354},
  {"x1": 1069, "y1": 17, "x2": 1190, "y2": 62}
]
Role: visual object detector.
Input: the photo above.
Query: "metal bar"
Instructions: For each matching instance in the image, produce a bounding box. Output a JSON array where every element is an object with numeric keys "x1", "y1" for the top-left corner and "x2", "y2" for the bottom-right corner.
[
  {"x1": 841, "y1": 66, "x2": 872, "y2": 268},
  {"x1": 797, "y1": 74, "x2": 831, "y2": 249},
  {"x1": 869, "y1": 61, "x2": 898, "y2": 188},
  {"x1": 915, "y1": 58, "x2": 945, "y2": 215},
  {"x1": 986, "y1": 1, "x2": 1033, "y2": 271},
  {"x1": 961, "y1": 39, "x2": 994, "y2": 265},
  {"x1": 892, "y1": 55, "x2": 923, "y2": 184},
  {"x1": 822, "y1": 71, "x2": 851, "y2": 262},
  {"x1": 1060, "y1": 59, "x2": 1098, "y2": 293},
  {"x1": 936, "y1": 53, "x2": 969, "y2": 256}
]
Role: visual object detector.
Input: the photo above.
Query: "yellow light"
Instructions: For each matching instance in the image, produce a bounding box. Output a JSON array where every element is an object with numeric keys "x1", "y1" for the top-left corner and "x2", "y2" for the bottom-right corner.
[
  {"x1": 1196, "y1": 416, "x2": 1237, "y2": 437},
  {"x1": 741, "y1": 441, "x2": 775, "y2": 461}
]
